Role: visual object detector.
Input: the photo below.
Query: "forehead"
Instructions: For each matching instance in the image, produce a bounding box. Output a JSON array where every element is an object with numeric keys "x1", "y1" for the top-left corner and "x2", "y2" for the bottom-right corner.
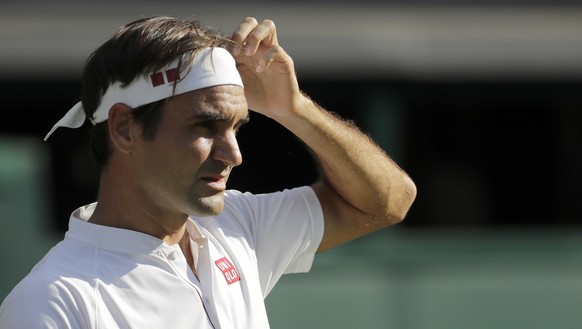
[{"x1": 164, "y1": 85, "x2": 248, "y2": 119}]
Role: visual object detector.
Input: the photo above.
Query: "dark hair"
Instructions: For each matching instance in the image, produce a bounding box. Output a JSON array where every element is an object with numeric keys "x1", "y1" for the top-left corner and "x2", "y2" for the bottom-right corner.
[{"x1": 82, "y1": 16, "x2": 232, "y2": 169}]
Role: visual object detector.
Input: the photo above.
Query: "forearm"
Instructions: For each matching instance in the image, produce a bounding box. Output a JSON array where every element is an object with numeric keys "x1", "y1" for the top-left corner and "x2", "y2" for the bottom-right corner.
[{"x1": 274, "y1": 93, "x2": 416, "y2": 229}]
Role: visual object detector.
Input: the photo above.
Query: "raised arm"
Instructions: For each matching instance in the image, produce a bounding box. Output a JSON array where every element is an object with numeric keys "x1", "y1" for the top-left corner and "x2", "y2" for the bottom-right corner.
[{"x1": 230, "y1": 17, "x2": 417, "y2": 252}]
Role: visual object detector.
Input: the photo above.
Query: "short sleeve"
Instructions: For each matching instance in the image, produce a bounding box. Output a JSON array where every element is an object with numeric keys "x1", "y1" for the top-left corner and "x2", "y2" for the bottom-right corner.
[{"x1": 221, "y1": 186, "x2": 324, "y2": 296}]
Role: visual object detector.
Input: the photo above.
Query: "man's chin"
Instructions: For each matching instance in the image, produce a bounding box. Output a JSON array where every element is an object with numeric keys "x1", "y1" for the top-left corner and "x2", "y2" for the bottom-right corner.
[{"x1": 190, "y1": 195, "x2": 225, "y2": 217}]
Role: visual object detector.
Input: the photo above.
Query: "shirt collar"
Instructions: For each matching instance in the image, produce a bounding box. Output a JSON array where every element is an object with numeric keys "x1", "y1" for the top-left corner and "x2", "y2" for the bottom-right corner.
[{"x1": 65, "y1": 202, "x2": 205, "y2": 254}]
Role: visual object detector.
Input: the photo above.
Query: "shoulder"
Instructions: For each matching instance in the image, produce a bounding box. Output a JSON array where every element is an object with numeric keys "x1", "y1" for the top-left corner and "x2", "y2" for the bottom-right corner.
[
  {"x1": 197, "y1": 186, "x2": 321, "y2": 240},
  {"x1": 223, "y1": 186, "x2": 319, "y2": 208},
  {"x1": 216, "y1": 186, "x2": 323, "y2": 235},
  {"x1": 0, "y1": 243, "x2": 95, "y2": 328},
  {"x1": 0, "y1": 270, "x2": 87, "y2": 328}
]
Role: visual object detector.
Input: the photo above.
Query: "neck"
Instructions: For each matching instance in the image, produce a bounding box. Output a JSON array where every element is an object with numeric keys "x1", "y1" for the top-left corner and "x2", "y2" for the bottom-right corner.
[
  {"x1": 89, "y1": 205, "x2": 189, "y2": 244},
  {"x1": 90, "y1": 167, "x2": 189, "y2": 245}
]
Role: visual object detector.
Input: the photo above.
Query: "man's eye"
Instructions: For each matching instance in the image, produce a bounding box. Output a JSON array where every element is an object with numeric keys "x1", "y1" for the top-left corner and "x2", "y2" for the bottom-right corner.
[{"x1": 196, "y1": 121, "x2": 215, "y2": 130}]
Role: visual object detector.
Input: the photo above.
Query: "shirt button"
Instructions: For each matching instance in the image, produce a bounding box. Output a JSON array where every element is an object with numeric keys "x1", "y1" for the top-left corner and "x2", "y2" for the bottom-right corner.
[{"x1": 168, "y1": 251, "x2": 179, "y2": 261}]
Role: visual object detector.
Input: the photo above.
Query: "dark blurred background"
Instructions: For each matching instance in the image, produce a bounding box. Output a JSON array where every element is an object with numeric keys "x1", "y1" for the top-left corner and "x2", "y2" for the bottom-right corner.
[
  {"x1": 2, "y1": 1, "x2": 581, "y2": 231},
  {"x1": 2, "y1": 1, "x2": 582, "y2": 328}
]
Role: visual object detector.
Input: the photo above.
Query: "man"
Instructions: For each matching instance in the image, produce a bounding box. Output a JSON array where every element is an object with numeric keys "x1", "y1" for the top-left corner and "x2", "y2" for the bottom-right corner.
[{"x1": 0, "y1": 15, "x2": 416, "y2": 328}]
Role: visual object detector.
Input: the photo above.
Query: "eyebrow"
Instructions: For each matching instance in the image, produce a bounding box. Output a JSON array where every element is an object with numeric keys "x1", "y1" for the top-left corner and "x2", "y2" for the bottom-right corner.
[{"x1": 192, "y1": 110, "x2": 250, "y2": 125}]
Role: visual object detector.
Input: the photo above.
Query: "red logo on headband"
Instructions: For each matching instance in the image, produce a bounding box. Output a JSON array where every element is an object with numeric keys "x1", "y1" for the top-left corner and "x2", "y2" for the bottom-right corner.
[{"x1": 150, "y1": 68, "x2": 180, "y2": 87}]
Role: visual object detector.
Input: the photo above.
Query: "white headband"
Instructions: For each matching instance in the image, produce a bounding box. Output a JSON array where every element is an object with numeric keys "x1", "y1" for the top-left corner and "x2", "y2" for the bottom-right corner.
[{"x1": 44, "y1": 47, "x2": 243, "y2": 140}]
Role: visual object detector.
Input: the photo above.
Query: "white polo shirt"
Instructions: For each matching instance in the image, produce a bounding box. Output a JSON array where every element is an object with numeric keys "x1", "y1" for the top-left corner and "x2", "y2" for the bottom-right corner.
[{"x1": 0, "y1": 186, "x2": 324, "y2": 329}]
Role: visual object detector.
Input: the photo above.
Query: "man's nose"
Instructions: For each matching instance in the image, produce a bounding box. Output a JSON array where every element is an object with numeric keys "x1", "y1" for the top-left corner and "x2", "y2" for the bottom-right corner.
[{"x1": 212, "y1": 132, "x2": 243, "y2": 167}]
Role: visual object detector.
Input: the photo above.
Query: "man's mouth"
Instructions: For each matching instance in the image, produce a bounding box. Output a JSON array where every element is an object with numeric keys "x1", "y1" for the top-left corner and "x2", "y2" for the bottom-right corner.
[{"x1": 201, "y1": 175, "x2": 227, "y2": 191}]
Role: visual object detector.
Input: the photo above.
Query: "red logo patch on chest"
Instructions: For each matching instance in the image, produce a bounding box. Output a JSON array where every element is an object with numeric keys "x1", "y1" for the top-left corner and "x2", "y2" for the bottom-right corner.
[{"x1": 214, "y1": 257, "x2": 241, "y2": 285}]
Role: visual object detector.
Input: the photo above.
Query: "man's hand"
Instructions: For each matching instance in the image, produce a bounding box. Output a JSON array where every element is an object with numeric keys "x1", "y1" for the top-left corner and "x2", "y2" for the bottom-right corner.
[{"x1": 229, "y1": 17, "x2": 304, "y2": 120}]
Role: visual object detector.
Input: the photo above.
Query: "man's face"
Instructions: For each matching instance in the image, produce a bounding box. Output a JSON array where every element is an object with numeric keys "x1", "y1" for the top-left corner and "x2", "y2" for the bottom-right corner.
[{"x1": 132, "y1": 85, "x2": 249, "y2": 218}]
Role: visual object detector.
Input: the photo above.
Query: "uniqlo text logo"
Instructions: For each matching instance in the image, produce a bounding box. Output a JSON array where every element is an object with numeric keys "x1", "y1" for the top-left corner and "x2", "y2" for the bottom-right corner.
[
  {"x1": 149, "y1": 68, "x2": 180, "y2": 87},
  {"x1": 214, "y1": 257, "x2": 240, "y2": 285}
]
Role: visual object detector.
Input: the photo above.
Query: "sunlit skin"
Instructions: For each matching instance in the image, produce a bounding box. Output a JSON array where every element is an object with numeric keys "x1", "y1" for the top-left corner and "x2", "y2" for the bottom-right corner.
[
  {"x1": 89, "y1": 85, "x2": 249, "y2": 248},
  {"x1": 133, "y1": 85, "x2": 249, "y2": 218}
]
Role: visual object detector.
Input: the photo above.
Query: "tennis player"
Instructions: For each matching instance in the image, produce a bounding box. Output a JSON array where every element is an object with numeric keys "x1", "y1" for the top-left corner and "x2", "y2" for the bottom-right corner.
[{"x1": 0, "y1": 15, "x2": 416, "y2": 328}]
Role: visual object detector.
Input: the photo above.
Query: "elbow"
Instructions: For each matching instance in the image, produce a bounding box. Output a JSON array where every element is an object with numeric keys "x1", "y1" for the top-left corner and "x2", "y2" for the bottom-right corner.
[
  {"x1": 385, "y1": 175, "x2": 417, "y2": 225},
  {"x1": 398, "y1": 175, "x2": 417, "y2": 221}
]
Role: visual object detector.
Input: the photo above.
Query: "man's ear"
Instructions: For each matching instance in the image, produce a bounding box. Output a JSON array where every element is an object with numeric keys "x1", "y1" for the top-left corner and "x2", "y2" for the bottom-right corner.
[{"x1": 107, "y1": 103, "x2": 136, "y2": 154}]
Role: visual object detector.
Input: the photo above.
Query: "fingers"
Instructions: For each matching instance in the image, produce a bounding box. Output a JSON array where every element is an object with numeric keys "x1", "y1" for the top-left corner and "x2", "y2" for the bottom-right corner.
[
  {"x1": 255, "y1": 45, "x2": 284, "y2": 73},
  {"x1": 230, "y1": 17, "x2": 278, "y2": 57},
  {"x1": 230, "y1": 17, "x2": 258, "y2": 55}
]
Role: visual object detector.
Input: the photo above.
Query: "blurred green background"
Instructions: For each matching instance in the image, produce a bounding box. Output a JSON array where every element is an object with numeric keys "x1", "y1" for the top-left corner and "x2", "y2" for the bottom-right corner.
[{"x1": 2, "y1": 1, "x2": 582, "y2": 328}]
